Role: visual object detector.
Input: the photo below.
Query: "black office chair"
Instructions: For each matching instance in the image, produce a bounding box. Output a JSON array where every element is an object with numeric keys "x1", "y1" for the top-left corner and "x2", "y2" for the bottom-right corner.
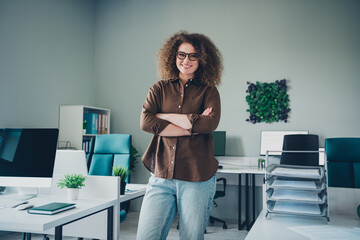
[
  {"x1": 280, "y1": 134, "x2": 319, "y2": 166},
  {"x1": 209, "y1": 178, "x2": 227, "y2": 229}
]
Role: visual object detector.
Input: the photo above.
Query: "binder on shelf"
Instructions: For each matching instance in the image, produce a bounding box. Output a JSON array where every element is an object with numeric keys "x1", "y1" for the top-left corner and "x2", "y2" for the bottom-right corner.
[
  {"x1": 98, "y1": 114, "x2": 103, "y2": 134},
  {"x1": 93, "y1": 113, "x2": 98, "y2": 134},
  {"x1": 103, "y1": 113, "x2": 108, "y2": 134},
  {"x1": 84, "y1": 113, "x2": 98, "y2": 134},
  {"x1": 101, "y1": 114, "x2": 106, "y2": 134},
  {"x1": 27, "y1": 202, "x2": 76, "y2": 215},
  {"x1": 82, "y1": 138, "x2": 91, "y2": 154}
]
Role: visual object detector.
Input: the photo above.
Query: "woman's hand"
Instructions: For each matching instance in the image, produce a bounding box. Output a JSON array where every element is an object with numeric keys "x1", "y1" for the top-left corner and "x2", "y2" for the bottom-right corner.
[
  {"x1": 156, "y1": 113, "x2": 166, "y2": 120},
  {"x1": 202, "y1": 107, "x2": 212, "y2": 116}
]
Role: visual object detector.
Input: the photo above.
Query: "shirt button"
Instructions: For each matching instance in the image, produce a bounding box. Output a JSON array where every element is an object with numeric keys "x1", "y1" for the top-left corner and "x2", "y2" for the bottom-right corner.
[{"x1": 178, "y1": 105, "x2": 181, "y2": 108}]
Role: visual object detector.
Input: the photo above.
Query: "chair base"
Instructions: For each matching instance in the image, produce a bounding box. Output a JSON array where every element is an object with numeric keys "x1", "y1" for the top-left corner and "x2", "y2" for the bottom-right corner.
[{"x1": 209, "y1": 215, "x2": 227, "y2": 229}]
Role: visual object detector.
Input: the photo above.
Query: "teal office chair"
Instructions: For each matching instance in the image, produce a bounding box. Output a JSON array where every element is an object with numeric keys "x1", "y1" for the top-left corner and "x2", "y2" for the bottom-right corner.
[
  {"x1": 325, "y1": 138, "x2": 360, "y2": 188},
  {"x1": 87, "y1": 134, "x2": 131, "y2": 223}
]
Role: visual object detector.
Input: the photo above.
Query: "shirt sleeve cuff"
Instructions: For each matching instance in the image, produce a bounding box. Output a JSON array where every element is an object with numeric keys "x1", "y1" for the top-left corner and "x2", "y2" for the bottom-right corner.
[
  {"x1": 187, "y1": 113, "x2": 199, "y2": 134},
  {"x1": 151, "y1": 120, "x2": 170, "y2": 136}
]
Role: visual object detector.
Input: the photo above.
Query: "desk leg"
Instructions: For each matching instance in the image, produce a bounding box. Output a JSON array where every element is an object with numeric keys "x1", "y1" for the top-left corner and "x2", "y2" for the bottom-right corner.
[
  {"x1": 246, "y1": 174, "x2": 250, "y2": 231},
  {"x1": 22, "y1": 233, "x2": 31, "y2": 240},
  {"x1": 251, "y1": 174, "x2": 255, "y2": 229},
  {"x1": 107, "y1": 206, "x2": 114, "y2": 240},
  {"x1": 55, "y1": 226, "x2": 62, "y2": 240},
  {"x1": 238, "y1": 173, "x2": 242, "y2": 230}
]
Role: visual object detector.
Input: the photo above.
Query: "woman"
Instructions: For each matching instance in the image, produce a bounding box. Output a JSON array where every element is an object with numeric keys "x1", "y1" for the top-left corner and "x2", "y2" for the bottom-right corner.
[{"x1": 138, "y1": 31, "x2": 223, "y2": 240}]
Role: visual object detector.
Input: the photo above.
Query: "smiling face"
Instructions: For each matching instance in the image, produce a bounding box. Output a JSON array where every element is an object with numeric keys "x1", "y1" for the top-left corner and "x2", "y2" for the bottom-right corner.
[{"x1": 176, "y1": 42, "x2": 199, "y2": 83}]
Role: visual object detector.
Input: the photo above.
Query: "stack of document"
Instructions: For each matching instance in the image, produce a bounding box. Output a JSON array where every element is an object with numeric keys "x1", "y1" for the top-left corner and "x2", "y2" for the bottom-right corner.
[
  {"x1": 273, "y1": 201, "x2": 321, "y2": 215},
  {"x1": 271, "y1": 180, "x2": 317, "y2": 189},
  {"x1": 270, "y1": 189, "x2": 320, "y2": 202},
  {"x1": 271, "y1": 167, "x2": 320, "y2": 178}
]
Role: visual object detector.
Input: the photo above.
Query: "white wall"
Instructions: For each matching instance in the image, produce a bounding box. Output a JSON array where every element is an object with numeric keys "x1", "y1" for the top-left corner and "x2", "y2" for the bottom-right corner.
[
  {"x1": 94, "y1": 0, "x2": 360, "y2": 218},
  {"x1": 1, "y1": 0, "x2": 360, "y2": 220},
  {"x1": 0, "y1": 0, "x2": 96, "y2": 128},
  {"x1": 94, "y1": 0, "x2": 360, "y2": 180}
]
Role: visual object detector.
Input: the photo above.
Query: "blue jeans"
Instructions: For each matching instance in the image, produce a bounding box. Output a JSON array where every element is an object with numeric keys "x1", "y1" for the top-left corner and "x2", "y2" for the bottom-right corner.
[{"x1": 136, "y1": 175, "x2": 216, "y2": 240}]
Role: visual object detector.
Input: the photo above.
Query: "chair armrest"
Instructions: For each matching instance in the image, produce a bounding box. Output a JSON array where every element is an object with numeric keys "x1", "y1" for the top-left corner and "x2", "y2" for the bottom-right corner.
[{"x1": 216, "y1": 177, "x2": 227, "y2": 193}]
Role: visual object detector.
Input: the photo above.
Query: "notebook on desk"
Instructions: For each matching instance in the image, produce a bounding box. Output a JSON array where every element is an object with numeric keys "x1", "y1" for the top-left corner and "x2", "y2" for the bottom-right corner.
[{"x1": 27, "y1": 202, "x2": 76, "y2": 215}]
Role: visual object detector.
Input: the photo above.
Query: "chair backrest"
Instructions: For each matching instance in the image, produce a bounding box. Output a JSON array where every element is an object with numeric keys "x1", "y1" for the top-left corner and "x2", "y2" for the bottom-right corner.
[
  {"x1": 88, "y1": 134, "x2": 131, "y2": 183},
  {"x1": 280, "y1": 134, "x2": 319, "y2": 166},
  {"x1": 325, "y1": 138, "x2": 360, "y2": 188}
]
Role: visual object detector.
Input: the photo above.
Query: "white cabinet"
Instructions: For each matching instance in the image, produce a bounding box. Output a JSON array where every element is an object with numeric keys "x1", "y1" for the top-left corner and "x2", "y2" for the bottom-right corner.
[{"x1": 59, "y1": 105, "x2": 110, "y2": 151}]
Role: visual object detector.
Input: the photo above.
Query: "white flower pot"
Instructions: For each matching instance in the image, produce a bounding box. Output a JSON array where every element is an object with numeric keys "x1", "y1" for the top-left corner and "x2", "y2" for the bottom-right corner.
[{"x1": 67, "y1": 188, "x2": 80, "y2": 201}]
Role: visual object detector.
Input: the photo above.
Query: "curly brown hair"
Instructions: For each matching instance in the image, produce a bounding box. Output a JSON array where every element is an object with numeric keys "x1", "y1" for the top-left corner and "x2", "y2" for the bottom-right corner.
[{"x1": 157, "y1": 31, "x2": 223, "y2": 86}]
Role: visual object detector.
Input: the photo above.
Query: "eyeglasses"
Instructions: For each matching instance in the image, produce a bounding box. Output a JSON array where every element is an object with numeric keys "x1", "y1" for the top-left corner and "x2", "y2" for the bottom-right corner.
[{"x1": 176, "y1": 51, "x2": 199, "y2": 61}]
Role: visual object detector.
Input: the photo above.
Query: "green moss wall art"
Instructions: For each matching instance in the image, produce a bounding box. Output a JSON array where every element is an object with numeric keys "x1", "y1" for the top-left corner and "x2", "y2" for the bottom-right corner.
[{"x1": 245, "y1": 79, "x2": 290, "y2": 124}]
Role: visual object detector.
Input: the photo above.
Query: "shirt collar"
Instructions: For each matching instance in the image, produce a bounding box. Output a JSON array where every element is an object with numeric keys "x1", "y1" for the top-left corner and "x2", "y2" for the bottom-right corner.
[{"x1": 170, "y1": 78, "x2": 203, "y2": 86}]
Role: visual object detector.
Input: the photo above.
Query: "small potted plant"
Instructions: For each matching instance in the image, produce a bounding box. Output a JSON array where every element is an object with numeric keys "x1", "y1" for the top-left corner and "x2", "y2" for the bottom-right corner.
[
  {"x1": 113, "y1": 166, "x2": 130, "y2": 195},
  {"x1": 258, "y1": 158, "x2": 266, "y2": 169},
  {"x1": 82, "y1": 120, "x2": 87, "y2": 134},
  {"x1": 57, "y1": 174, "x2": 86, "y2": 201}
]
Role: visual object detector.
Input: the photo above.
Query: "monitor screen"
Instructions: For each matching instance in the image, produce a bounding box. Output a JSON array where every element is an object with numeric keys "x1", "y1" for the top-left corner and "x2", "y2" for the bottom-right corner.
[
  {"x1": 213, "y1": 131, "x2": 226, "y2": 156},
  {"x1": 0, "y1": 128, "x2": 59, "y2": 187},
  {"x1": 260, "y1": 130, "x2": 309, "y2": 156}
]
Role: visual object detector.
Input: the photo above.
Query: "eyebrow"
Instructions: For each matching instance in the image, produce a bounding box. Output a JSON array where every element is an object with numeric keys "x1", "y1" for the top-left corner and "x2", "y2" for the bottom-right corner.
[{"x1": 178, "y1": 51, "x2": 198, "y2": 54}]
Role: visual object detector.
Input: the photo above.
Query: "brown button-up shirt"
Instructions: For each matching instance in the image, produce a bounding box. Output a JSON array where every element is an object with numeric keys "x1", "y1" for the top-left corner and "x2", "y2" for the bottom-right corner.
[{"x1": 140, "y1": 78, "x2": 221, "y2": 182}]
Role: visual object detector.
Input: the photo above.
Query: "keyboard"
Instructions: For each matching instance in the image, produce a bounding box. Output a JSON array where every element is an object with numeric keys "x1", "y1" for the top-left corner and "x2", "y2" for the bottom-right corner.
[{"x1": 0, "y1": 195, "x2": 32, "y2": 208}]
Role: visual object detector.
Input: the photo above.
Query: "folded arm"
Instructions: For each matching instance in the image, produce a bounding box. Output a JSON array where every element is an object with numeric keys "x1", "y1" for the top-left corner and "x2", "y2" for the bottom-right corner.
[
  {"x1": 187, "y1": 87, "x2": 221, "y2": 134},
  {"x1": 140, "y1": 84, "x2": 193, "y2": 137},
  {"x1": 141, "y1": 84, "x2": 220, "y2": 137},
  {"x1": 156, "y1": 107, "x2": 212, "y2": 136}
]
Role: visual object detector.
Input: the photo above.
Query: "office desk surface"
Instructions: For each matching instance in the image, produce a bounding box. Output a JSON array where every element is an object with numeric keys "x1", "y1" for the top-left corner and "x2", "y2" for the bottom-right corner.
[
  {"x1": 121, "y1": 183, "x2": 146, "y2": 202},
  {"x1": 216, "y1": 156, "x2": 266, "y2": 175},
  {"x1": 0, "y1": 195, "x2": 117, "y2": 234},
  {"x1": 246, "y1": 210, "x2": 360, "y2": 240}
]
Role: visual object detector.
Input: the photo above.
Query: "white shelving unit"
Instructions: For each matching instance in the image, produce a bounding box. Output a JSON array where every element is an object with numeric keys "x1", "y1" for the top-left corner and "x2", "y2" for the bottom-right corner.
[{"x1": 59, "y1": 105, "x2": 111, "y2": 151}]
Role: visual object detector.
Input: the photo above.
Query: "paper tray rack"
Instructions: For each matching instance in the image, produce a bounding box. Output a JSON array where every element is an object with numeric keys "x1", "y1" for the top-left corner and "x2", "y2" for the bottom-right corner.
[
  {"x1": 266, "y1": 188, "x2": 327, "y2": 204},
  {"x1": 265, "y1": 163, "x2": 329, "y2": 221},
  {"x1": 266, "y1": 200, "x2": 328, "y2": 218},
  {"x1": 266, "y1": 176, "x2": 326, "y2": 191},
  {"x1": 266, "y1": 164, "x2": 324, "y2": 179}
]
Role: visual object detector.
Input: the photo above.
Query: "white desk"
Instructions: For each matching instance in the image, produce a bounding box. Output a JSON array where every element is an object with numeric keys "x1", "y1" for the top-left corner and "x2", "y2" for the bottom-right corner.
[
  {"x1": 0, "y1": 179, "x2": 146, "y2": 240},
  {"x1": 122, "y1": 183, "x2": 146, "y2": 203},
  {"x1": 246, "y1": 187, "x2": 360, "y2": 239},
  {"x1": 0, "y1": 195, "x2": 117, "y2": 240},
  {"x1": 246, "y1": 210, "x2": 360, "y2": 240},
  {"x1": 216, "y1": 156, "x2": 266, "y2": 231}
]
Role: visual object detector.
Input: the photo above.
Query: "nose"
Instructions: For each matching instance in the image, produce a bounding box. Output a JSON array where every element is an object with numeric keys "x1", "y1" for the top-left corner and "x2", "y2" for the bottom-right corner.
[{"x1": 183, "y1": 56, "x2": 191, "y2": 63}]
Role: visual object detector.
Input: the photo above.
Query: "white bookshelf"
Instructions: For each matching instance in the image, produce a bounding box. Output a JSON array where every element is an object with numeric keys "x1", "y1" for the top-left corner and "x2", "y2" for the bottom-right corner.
[{"x1": 59, "y1": 105, "x2": 111, "y2": 151}]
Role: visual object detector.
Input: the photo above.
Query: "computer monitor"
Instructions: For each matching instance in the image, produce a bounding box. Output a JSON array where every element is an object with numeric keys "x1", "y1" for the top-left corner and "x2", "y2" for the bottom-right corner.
[
  {"x1": 0, "y1": 128, "x2": 59, "y2": 188},
  {"x1": 260, "y1": 130, "x2": 309, "y2": 156},
  {"x1": 213, "y1": 131, "x2": 226, "y2": 156}
]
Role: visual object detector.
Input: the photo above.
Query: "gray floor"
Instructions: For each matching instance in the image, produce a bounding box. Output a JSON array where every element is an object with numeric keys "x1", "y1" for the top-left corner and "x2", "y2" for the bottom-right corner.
[{"x1": 0, "y1": 211, "x2": 248, "y2": 240}]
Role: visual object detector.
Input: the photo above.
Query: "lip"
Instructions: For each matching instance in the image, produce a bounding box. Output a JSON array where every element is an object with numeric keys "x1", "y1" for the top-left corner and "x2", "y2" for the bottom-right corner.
[{"x1": 181, "y1": 64, "x2": 192, "y2": 69}]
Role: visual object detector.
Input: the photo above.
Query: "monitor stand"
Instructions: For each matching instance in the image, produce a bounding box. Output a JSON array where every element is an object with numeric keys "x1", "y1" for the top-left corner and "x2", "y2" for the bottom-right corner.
[{"x1": 2, "y1": 186, "x2": 38, "y2": 200}]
